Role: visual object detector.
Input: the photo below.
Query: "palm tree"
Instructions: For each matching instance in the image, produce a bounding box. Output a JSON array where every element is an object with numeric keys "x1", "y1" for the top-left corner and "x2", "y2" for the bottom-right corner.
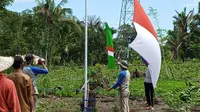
[
  {"x1": 35, "y1": 0, "x2": 73, "y2": 65},
  {"x1": 166, "y1": 30, "x2": 185, "y2": 59},
  {"x1": 81, "y1": 16, "x2": 110, "y2": 65},
  {"x1": 173, "y1": 7, "x2": 194, "y2": 33},
  {"x1": 35, "y1": 0, "x2": 72, "y2": 23},
  {"x1": 188, "y1": 5, "x2": 200, "y2": 58},
  {"x1": 172, "y1": 7, "x2": 194, "y2": 59}
]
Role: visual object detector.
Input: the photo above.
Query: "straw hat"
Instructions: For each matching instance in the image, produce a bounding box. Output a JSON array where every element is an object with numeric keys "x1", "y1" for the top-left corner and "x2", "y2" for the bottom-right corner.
[
  {"x1": 118, "y1": 60, "x2": 128, "y2": 69},
  {"x1": 0, "y1": 56, "x2": 14, "y2": 72}
]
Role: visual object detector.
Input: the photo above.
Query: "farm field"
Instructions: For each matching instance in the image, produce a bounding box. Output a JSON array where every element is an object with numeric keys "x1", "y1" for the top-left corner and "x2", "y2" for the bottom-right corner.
[
  {"x1": 36, "y1": 61, "x2": 200, "y2": 112},
  {"x1": 1, "y1": 0, "x2": 200, "y2": 112}
]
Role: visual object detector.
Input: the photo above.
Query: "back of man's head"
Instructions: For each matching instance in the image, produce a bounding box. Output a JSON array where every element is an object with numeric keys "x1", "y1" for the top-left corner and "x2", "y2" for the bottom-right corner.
[
  {"x1": 25, "y1": 54, "x2": 34, "y2": 65},
  {"x1": 13, "y1": 56, "x2": 23, "y2": 69}
]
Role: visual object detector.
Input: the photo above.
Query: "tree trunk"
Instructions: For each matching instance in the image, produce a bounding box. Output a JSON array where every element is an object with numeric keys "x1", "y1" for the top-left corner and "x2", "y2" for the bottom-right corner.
[
  {"x1": 45, "y1": 49, "x2": 48, "y2": 66},
  {"x1": 49, "y1": 46, "x2": 53, "y2": 66}
]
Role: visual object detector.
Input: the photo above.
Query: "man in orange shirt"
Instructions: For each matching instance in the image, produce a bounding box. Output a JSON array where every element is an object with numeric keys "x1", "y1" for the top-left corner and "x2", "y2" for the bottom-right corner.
[
  {"x1": 0, "y1": 56, "x2": 21, "y2": 112},
  {"x1": 8, "y1": 56, "x2": 34, "y2": 112}
]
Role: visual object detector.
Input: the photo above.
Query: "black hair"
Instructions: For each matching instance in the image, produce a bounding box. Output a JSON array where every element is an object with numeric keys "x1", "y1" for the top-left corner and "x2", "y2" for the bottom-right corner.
[
  {"x1": 25, "y1": 54, "x2": 34, "y2": 64},
  {"x1": 12, "y1": 56, "x2": 23, "y2": 69}
]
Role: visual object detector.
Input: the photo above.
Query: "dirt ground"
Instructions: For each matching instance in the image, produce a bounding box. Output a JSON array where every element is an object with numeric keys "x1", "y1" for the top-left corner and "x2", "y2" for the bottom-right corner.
[
  {"x1": 96, "y1": 95, "x2": 173, "y2": 112},
  {"x1": 37, "y1": 95, "x2": 175, "y2": 112}
]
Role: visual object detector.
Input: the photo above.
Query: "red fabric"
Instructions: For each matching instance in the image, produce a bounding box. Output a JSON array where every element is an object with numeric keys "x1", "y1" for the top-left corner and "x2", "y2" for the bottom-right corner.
[
  {"x1": 0, "y1": 73, "x2": 21, "y2": 112},
  {"x1": 107, "y1": 46, "x2": 114, "y2": 52},
  {"x1": 133, "y1": 0, "x2": 158, "y2": 40}
]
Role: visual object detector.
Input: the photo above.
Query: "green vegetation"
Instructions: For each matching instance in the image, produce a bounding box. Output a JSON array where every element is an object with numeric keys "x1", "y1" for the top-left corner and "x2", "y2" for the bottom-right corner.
[
  {"x1": 36, "y1": 61, "x2": 200, "y2": 111},
  {"x1": 1, "y1": 0, "x2": 200, "y2": 111},
  {"x1": 1, "y1": 0, "x2": 199, "y2": 65}
]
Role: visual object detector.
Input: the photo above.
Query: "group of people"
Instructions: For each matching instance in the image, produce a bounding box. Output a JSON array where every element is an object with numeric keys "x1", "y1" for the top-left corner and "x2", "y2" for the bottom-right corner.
[
  {"x1": 0, "y1": 54, "x2": 48, "y2": 112},
  {"x1": 1, "y1": 54, "x2": 154, "y2": 112},
  {"x1": 106, "y1": 59, "x2": 155, "y2": 112}
]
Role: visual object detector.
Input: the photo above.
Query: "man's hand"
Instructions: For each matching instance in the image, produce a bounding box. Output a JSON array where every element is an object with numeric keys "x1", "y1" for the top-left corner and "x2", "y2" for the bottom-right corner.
[
  {"x1": 38, "y1": 59, "x2": 44, "y2": 65},
  {"x1": 38, "y1": 59, "x2": 48, "y2": 70},
  {"x1": 106, "y1": 88, "x2": 111, "y2": 91}
]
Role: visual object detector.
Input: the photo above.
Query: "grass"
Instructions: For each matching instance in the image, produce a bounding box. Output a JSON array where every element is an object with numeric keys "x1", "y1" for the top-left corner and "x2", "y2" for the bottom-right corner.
[
  {"x1": 37, "y1": 97, "x2": 81, "y2": 112},
  {"x1": 36, "y1": 61, "x2": 200, "y2": 111}
]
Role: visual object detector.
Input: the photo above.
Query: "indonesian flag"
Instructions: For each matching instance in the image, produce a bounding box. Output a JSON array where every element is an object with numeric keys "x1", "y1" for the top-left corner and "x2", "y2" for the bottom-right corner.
[
  {"x1": 129, "y1": 0, "x2": 161, "y2": 88},
  {"x1": 105, "y1": 23, "x2": 115, "y2": 69}
]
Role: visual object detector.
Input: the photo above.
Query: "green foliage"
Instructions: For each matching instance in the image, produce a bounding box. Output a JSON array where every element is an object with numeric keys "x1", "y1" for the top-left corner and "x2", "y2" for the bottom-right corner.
[
  {"x1": 115, "y1": 24, "x2": 133, "y2": 60},
  {"x1": 160, "y1": 60, "x2": 200, "y2": 80},
  {"x1": 165, "y1": 7, "x2": 200, "y2": 60},
  {"x1": 1, "y1": 2, "x2": 110, "y2": 66},
  {"x1": 0, "y1": 0, "x2": 14, "y2": 8},
  {"x1": 156, "y1": 80, "x2": 186, "y2": 109},
  {"x1": 180, "y1": 81, "x2": 200, "y2": 105},
  {"x1": 1, "y1": 1, "x2": 200, "y2": 111},
  {"x1": 36, "y1": 61, "x2": 199, "y2": 110},
  {"x1": 37, "y1": 67, "x2": 84, "y2": 97}
]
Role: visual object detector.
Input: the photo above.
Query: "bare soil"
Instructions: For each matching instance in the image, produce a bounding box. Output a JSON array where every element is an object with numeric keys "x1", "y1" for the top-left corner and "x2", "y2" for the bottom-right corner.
[{"x1": 37, "y1": 95, "x2": 174, "y2": 112}]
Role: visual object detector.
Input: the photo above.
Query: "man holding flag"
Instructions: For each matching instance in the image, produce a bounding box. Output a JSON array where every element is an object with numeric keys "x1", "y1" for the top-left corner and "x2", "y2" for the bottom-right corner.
[
  {"x1": 142, "y1": 57, "x2": 155, "y2": 110},
  {"x1": 130, "y1": 0, "x2": 161, "y2": 88},
  {"x1": 129, "y1": 0, "x2": 161, "y2": 110}
]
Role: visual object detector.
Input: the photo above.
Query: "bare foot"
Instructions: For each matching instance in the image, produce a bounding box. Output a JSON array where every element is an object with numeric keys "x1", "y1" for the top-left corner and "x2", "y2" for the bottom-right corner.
[
  {"x1": 145, "y1": 106, "x2": 151, "y2": 110},
  {"x1": 150, "y1": 106, "x2": 154, "y2": 110}
]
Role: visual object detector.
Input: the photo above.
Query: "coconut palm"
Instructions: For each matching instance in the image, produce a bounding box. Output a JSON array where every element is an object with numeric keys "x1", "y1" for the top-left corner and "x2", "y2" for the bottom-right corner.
[
  {"x1": 172, "y1": 7, "x2": 194, "y2": 59},
  {"x1": 35, "y1": 0, "x2": 72, "y2": 23},
  {"x1": 34, "y1": 0, "x2": 80, "y2": 65},
  {"x1": 166, "y1": 30, "x2": 185, "y2": 59}
]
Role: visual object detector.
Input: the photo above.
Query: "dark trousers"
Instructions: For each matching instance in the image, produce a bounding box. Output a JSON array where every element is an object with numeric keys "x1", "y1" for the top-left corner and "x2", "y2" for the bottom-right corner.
[{"x1": 144, "y1": 82, "x2": 154, "y2": 107}]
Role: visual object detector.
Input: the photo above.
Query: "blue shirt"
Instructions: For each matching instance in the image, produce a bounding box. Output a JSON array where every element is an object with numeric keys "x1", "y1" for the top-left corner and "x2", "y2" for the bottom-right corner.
[
  {"x1": 23, "y1": 66, "x2": 48, "y2": 94},
  {"x1": 29, "y1": 66, "x2": 48, "y2": 74},
  {"x1": 142, "y1": 57, "x2": 149, "y2": 66},
  {"x1": 112, "y1": 70, "x2": 127, "y2": 89}
]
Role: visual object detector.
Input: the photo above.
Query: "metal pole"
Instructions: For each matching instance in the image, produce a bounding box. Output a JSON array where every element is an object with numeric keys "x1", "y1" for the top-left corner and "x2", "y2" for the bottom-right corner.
[
  {"x1": 127, "y1": 37, "x2": 130, "y2": 59},
  {"x1": 84, "y1": 0, "x2": 88, "y2": 111}
]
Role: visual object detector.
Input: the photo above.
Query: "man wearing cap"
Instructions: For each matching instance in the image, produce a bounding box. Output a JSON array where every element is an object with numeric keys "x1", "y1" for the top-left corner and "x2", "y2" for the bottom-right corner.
[
  {"x1": 106, "y1": 60, "x2": 131, "y2": 112},
  {"x1": 8, "y1": 56, "x2": 34, "y2": 112},
  {"x1": 22, "y1": 54, "x2": 48, "y2": 112},
  {"x1": 0, "y1": 56, "x2": 21, "y2": 112}
]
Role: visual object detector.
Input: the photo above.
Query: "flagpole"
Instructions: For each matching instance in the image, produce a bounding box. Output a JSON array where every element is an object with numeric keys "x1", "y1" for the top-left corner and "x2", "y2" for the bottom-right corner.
[{"x1": 84, "y1": 0, "x2": 88, "y2": 111}]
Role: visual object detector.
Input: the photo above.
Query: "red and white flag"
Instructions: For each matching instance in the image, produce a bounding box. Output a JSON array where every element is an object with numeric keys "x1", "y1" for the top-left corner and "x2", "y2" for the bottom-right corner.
[{"x1": 129, "y1": 0, "x2": 161, "y2": 88}]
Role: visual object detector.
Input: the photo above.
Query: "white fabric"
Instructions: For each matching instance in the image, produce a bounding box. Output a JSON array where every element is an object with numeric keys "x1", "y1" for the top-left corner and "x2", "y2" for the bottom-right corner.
[
  {"x1": 0, "y1": 56, "x2": 14, "y2": 72},
  {"x1": 129, "y1": 22, "x2": 161, "y2": 88},
  {"x1": 108, "y1": 51, "x2": 114, "y2": 57}
]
